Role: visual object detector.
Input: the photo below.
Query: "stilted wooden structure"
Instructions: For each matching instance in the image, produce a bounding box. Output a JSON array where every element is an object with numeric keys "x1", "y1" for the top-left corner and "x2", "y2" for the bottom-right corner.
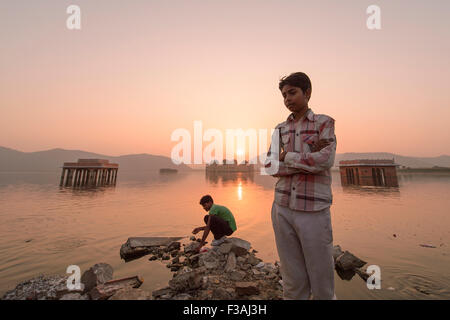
[
  {"x1": 339, "y1": 159, "x2": 399, "y2": 187},
  {"x1": 205, "y1": 159, "x2": 254, "y2": 173},
  {"x1": 60, "y1": 159, "x2": 119, "y2": 187}
]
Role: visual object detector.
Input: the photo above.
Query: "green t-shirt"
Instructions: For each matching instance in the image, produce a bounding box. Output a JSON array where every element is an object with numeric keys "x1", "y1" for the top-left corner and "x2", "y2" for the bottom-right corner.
[{"x1": 209, "y1": 204, "x2": 237, "y2": 232}]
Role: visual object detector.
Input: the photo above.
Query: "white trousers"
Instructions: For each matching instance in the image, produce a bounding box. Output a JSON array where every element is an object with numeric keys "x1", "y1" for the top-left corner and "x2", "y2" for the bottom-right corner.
[{"x1": 271, "y1": 201, "x2": 336, "y2": 300}]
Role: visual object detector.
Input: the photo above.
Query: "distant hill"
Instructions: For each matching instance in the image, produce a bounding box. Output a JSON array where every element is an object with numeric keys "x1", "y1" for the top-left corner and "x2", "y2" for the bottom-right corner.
[
  {"x1": 0, "y1": 146, "x2": 191, "y2": 172},
  {"x1": 251, "y1": 151, "x2": 450, "y2": 168},
  {"x1": 1, "y1": 146, "x2": 448, "y2": 172}
]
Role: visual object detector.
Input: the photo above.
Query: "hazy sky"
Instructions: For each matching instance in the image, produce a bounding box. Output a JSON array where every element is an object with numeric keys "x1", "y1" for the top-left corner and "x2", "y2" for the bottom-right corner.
[{"x1": 1, "y1": 0, "x2": 449, "y2": 158}]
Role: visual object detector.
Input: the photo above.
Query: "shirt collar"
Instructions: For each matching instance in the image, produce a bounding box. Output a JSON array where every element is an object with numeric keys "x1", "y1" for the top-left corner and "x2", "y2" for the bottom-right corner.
[{"x1": 286, "y1": 108, "x2": 315, "y2": 123}]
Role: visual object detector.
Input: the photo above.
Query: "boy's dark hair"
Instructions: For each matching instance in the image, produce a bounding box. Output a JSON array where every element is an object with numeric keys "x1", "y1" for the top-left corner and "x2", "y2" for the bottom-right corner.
[
  {"x1": 200, "y1": 195, "x2": 213, "y2": 205},
  {"x1": 278, "y1": 72, "x2": 312, "y2": 94}
]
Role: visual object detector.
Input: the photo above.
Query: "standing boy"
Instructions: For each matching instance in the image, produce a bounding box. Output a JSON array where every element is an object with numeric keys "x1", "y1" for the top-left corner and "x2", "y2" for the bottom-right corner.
[
  {"x1": 265, "y1": 72, "x2": 337, "y2": 300},
  {"x1": 192, "y1": 195, "x2": 237, "y2": 252}
]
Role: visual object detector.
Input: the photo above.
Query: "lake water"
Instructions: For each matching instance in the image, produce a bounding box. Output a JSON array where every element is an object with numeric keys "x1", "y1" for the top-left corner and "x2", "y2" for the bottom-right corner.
[{"x1": 0, "y1": 170, "x2": 449, "y2": 299}]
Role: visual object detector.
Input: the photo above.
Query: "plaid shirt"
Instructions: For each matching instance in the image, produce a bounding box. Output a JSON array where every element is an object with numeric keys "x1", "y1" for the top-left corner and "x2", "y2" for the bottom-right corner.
[{"x1": 265, "y1": 108, "x2": 336, "y2": 212}]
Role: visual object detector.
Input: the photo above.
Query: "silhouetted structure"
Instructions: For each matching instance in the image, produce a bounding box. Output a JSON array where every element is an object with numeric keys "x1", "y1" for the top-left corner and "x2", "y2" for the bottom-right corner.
[
  {"x1": 60, "y1": 159, "x2": 118, "y2": 187},
  {"x1": 339, "y1": 159, "x2": 399, "y2": 187},
  {"x1": 206, "y1": 160, "x2": 254, "y2": 173}
]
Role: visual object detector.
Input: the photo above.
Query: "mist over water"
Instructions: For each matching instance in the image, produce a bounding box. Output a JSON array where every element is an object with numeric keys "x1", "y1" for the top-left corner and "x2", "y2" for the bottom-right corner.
[{"x1": 0, "y1": 170, "x2": 449, "y2": 299}]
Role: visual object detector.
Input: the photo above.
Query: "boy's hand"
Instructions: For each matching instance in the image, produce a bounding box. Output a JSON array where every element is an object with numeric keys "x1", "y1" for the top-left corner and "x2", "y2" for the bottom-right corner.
[
  {"x1": 310, "y1": 139, "x2": 331, "y2": 152},
  {"x1": 192, "y1": 227, "x2": 200, "y2": 234},
  {"x1": 279, "y1": 139, "x2": 331, "y2": 160}
]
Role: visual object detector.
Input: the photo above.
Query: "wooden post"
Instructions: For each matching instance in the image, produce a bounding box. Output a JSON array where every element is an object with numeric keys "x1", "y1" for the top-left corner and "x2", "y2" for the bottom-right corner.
[
  {"x1": 60, "y1": 168, "x2": 66, "y2": 186},
  {"x1": 84, "y1": 169, "x2": 88, "y2": 185},
  {"x1": 76, "y1": 169, "x2": 82, "y2": 186},
  {"x1": 67, "y1": 169, "x2": 74, "y2": 187},
  {"x1": 77, "y1": 169, "x2": 82, "y2": 186},
  {"x1": 81, "y1": 169, "x2": 85, "y2": 186},
  {"x1": 93, "y1": 169, "x2": 96, "y2": 185},
  {"x1": 65, "y1": 169, "x2": 70, "y2": 186}
]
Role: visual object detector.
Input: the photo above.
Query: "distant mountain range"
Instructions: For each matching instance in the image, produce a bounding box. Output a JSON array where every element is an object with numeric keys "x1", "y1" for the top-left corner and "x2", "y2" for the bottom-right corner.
[
  {"x1": 0, "y1": 146, "x2": 449, "y2": 172},
  {"x1": 0, "y1": 146, "x2": 191, "y2": 172}
]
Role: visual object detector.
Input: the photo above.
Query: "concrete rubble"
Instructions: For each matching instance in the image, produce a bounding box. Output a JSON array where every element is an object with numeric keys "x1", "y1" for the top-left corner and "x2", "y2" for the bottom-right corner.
[
  {"x1": 80, "y1": 263, "x2": 114, "y2": 292},
  {"x1": 332, "y1": 245, "x2": 371, "y2": 282},
  {"x1": 150, "y1": 237, "x2": 284, "y2": 300},
  {"x1": 120, "y1": 236, "x2": 185, "y2": 261},
  {"x1": 2, "y1": 236, "x2": 371, "y2": 300},
  {"x1": 1, "y1": 263, "x2": 143, "y2": 300},
  {"x1": 1, "y1": 274, "x2": 87, "y2": 300}
]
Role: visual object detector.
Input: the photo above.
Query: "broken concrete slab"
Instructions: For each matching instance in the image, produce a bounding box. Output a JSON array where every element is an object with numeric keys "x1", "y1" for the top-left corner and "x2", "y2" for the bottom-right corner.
[
  {"x1": 261, "y1": 263, "x2": 276, "y2": 274},
  {"x1": 199, "y1": 251, "x2": 220, "y2": 270},
  {"x1": 169, "y1": 270, "x2": 203, "y2": 292},
  {"x1": 212, "y1": 287, "x2": 233, "y2": 299},
  {"x1": 168, "y1": 241, "x2": 181, "y2": 251},
  {"x1": 2, "y1": 274, "x2": 84, "y2": 300},
  {"x1": 81, "y1": 263, "x2": 113, "y2": 292},
  {"x1": 354, "y1": 267, "x2": 371, "y2": 282},
  {"x1": 335, "y1": 251, "x2": 367, "y2": 271},
  {"x1": 184, "y1": 241, "x2": 201, "y2": 254},
  {"x1": 90, "y1": 276, "x2": 144, "y2": 300},
  {"x1": 235, "y1": 281, "x2": 260, "y2": 296},
  {"x1": 152, "y1": 286, "x2": 172, "y2": 299},
  {"x1": 59, "y1": 293, "x2": 89, "y2": 300},
  {"x1": 218, "y1": 243, "x2": 233, "y2": 254},
  {"x1": 120, "y1": 237, "x2": 184, "y2": 261},
  {"x1": 228, "y1": 270, "x2": 246, "y2": 281},
  {"x1": 109, "y1": 287, "x2": 150, "y2": 300},
  {"x1": 224, "y1": 251, "x2": 237, "y2": 272},
  {"x1": 247, "y1": 255, "x2": 262, "y2": 266},
  {"x1": 173, "y1": 293, "x2": 193, "y2": 300},
  {"x1": 226, "y1": 238, "x2": 251, "y2": 256},
  {"x1": 128, "y1": 237, "x2": 184, "y2": 248}
]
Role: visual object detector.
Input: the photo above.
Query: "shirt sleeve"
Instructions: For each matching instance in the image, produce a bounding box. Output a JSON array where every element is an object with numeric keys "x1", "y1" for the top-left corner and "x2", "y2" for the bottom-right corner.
[
  {"x1": 263, "y1": 126, "x2": 311, "y2": 177},
  {"x1": 283, "y1": 117, "x2": 337, "y2": 173}
]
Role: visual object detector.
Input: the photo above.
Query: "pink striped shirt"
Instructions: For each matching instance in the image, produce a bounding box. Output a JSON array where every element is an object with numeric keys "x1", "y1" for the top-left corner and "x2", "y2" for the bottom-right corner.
[{"x1": 265, "y1": 108, "x2": 336, "y2": 212}]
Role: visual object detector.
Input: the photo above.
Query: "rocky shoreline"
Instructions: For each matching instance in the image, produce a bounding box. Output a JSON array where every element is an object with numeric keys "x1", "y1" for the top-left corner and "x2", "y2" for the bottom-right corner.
[{"x1": 2, "y1": 236, "x2": 369, "y2": 300}]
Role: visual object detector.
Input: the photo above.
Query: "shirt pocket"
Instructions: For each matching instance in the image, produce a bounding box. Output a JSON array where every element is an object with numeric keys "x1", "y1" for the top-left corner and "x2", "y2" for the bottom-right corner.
[{"x1": 302, "y1": 133, "x2": 319, "y2": 151}]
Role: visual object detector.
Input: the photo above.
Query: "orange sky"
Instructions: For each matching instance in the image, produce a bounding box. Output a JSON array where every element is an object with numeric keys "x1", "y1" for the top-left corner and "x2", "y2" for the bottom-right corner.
[{"x1": 1, "y1": 0, "x2": 449, "y2": 158}]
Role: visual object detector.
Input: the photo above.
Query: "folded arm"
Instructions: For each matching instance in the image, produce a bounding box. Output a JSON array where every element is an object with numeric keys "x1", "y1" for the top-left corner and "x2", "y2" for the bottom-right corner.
[
  {"x1": 283, "y1": 118, "x2": 336, "y2": 174},
  {"x1": 264, "y1": 159, "x2": 310, "y2": 177},
  {"x1": 263, "y1": 127, "x2": 310, "y2": 177}
]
